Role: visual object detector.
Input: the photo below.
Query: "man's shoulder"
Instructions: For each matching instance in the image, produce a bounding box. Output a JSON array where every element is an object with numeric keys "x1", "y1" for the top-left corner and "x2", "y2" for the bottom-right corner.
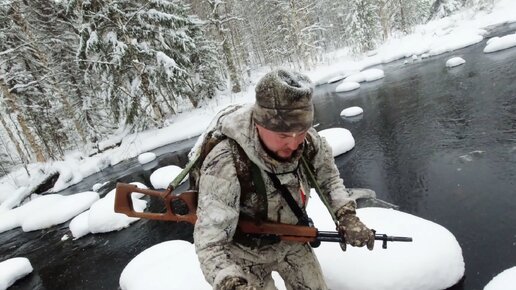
[
  {"x1": 199, "y1": 138, "x2": 238, "y2": 179},
  {"x1": 304, "y1": 128, "x2": 322, "y2": 157},
  {"x1": 202, "y1": 138, "x2": 233, "y2": 166}
]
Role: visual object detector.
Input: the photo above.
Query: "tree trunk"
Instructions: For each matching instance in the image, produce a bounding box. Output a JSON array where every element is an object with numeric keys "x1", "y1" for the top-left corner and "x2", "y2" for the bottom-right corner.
[{"x1": 0, "y1": 82, "x2": 46, "y2": 162}]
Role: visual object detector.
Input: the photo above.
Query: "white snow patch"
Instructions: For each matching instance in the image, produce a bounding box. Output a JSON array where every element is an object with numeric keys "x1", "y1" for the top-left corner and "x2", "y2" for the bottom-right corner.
[
  {"x1": 307, "y1": 193, "x2": 465, "y2": 290},
  {"x1": 340, "y1": 107, "x2": 364, "y2": 117},
  {"x1": 318, "y1": 128, "x2": 355, "y2": 157},
  {"x1": 0, "y1": 257, "x2": 33, "y2": 290},
  {"x1": 484, "y1": 33, "x2": 516, "y2": 53},
  {"x1": 137, "y1": 152, "x2": 156, "y2": 164},
  {"x1": 92, "y1": 181, "x2": 108, "y2": 192},
  {"x1": 335, "y1": 82, "x2": 360, "y2": 92},
  {"x1": 344, "y1": 68, "x2": 385, "y2": 83},
  {"x1": 446, "y1": 57, "x2": 466, "y2": 67},
  {"x1": 150, "y1": 165, "x2": 187, "y2": 189},
  {"x1": 69, "y1": 183, "x2": 148, "y2": 239},
  {"x1": 484, "y1": 266, "x2": 516, "y2": 290},
  {"x1": 0, "y1": 191, "x2": 99, "y2": 233}
]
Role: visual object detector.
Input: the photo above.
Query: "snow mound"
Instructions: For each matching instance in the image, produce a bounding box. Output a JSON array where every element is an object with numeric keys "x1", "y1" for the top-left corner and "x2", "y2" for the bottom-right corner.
[
  {"x1": 0, "y1": 191, "x2": 99, "y2": 234},
  {"x1": 137, "y1": 152, "x2": 156, "y2": 164},
  {"x1": 484, "y1": 33, "x2": 516, "y2": 53},
  {"x1": 484, "y1": 266, "x2": 516, "y2": 290},
  {"x1": 69, "y1": 183, "x2": 147, "y2": 239},
  {"x1": 345, "y1": 68, "x2": 384, "y2": 83},
  {"x1": 150, "y1": 165, "x2": 187, "y2": 189},
  {"x1": 119, "y1": 240, "x2": 289, "y2": 290},
  {"x1": 318, "y1": 128, "x2": 355, "y2": 157},
  {"x1": 335, "y1": 82, "x2": 360, "y2": 92},
  {"x1": 446, "y1": 57, "x2": 466, "y2": 68},
  {"x1": 308, "y1": 194, "x2": 465, "y2": 290},
  {"x1": 340, "y1": 106, "x2": 364, "y2": 117},
  {"x1": 0, "y1": 257, "x2": 33, "y2": 290}
]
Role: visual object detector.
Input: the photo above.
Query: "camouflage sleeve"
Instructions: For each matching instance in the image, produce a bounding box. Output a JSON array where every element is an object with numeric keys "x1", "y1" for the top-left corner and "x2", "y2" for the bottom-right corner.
[
  {"x1": 309, "y1": 130, "x2": 365, "y2": 216},
  {"x1": 193, "y1": 140, "x2": 246, "y2": 288}
]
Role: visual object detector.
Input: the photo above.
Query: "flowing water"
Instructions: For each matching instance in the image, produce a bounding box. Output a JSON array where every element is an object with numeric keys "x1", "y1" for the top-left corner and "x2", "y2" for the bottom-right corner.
[
  {"x1": 315, "y1": 23, "x2": 516, "y2": 290},
  {"x1": 1, "y1": 23, "x2": 516, "y2": 290}
]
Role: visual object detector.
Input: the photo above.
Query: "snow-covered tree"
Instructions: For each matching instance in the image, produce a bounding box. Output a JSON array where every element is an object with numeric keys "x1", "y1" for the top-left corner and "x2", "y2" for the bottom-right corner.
[
  {"x1": 74, "y1": 0, "x2": 222, "y2": 130},
  {"x1": 382, "y1": 0, "x2": 432, "y2": 35},
  {"x1": 429, "y1": 0, "x2": 465, "y2": 19},
  {"x1": 345, "y1": 0, "x2": 382, "y2": 53},
  {"x1": 465, "y1": 0, "x2": 494, "y2": 11}
]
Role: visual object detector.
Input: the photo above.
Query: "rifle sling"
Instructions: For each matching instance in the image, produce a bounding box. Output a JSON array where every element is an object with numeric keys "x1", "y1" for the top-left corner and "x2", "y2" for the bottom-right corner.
[{"x1": 266, "y1": 172, "x2": 310, "y2": 226}]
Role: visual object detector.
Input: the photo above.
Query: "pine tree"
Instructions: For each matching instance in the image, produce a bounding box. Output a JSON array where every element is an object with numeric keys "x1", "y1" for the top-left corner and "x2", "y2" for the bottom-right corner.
[
  {"x1": 74, "y1": 0, "x2": 222, "y2": 130},
  {"x1": 345, "y1": 0, "x2": 382, "y2": 53},
  {"x1": 429, "y1": 0, "x2": 465, "y2": 19}
]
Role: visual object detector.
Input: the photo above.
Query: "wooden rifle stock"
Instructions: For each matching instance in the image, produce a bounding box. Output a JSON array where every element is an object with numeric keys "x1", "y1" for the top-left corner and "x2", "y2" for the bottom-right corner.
[{"x1": 114, "y1": 182, "x2": 412, "y2": 248}]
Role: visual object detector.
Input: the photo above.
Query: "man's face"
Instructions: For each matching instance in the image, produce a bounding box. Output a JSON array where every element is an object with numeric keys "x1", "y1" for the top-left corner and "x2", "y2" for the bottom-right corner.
[{"x1": 256, "y1": 124, "x2": 308, "y2": 161}]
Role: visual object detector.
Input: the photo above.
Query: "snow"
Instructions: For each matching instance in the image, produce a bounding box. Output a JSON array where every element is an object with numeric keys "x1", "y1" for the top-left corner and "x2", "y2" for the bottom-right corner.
[
  {"x1": 484, "y1": 33, "x2": 516, "y2": 53},
  {"x1": 344, "y1": 68, "x2": 385, "y2": 83},
  {"x1": 0, "y1": 257, "x2": 33, "y2": 290},
  {"x1": 150, "y1": 165, "x2": 186, "y2": 189},
  {"x1": 118, "y1": 191, "x2": 464, "y2": 290},
  {"x1": 326, "y1": 74, "x2": 348, "y2": 84},
  {"x1": 137, "y1": 152, "x2": 156, "y2": 164},
  {"x1": 0, "y1": 191, "x2": 99, "y2": 234},
  {"x1": 484, "y1": 266, "x2": 516, "y2": 290},
  {"x1": 92, "y1": 181, "x2": 108, "y2": 192},
  {"x1": 340, "y1": 106, "x2": 364, "y2": 117},
  {"x1": 1, "y1": 1, "x2": 515, "y2": 287},
  {"x1": 69, "y1": 183, "x2": 148, "y2": 239},
  {"x1": 446, "y1": 57, "x2": 466, "y2": 67},
  {"x1": 318, "y1": 128, "x2": 355, "y2": 157},
  {"x1": 156, "y1": 51, "x2": 179, "y2": 78},
  {"x1": 335, "y1": 82, "x2": 360, "y2": 92},
  {"x1": 119, "y1": 241, "x2": 208, "y2": 290}
]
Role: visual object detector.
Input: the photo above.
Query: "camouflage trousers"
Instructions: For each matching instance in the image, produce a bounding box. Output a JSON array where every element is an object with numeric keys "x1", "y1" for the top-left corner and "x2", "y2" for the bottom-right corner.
[{"x1": 227, "y1": 242, "x2": 328, "y2": 290}]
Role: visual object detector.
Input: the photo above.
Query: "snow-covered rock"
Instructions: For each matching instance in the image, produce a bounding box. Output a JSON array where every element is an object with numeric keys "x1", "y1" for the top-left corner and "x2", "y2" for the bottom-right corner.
[
  {"x1": 69, "y1": 183, "x2": 147, "y2": 239},
  {"x1": 0, "y1": 257, "x2": 33, "y2": 290},
  {"x1": 335, "y1": 82, "x2": 360, "y2": 92},
  {"x1": 340, "y1": 107, "x2": 364, "y2": 117},
  {"x1": 484, "y1": 266, "x2": 516, "y2": 290},
  {"x1": 0, "y1": 192, "x2": 99, "y2": 233},
  {"x1": 150, "y1": 165, "x2": 187, "y2": 189},
  {"x1": 484, "y1": 33, "x2": 516, "y2": 53},
  {"x1": 345, "y1": 69, "x2": 385, "y2": 83},
  {"x1": 137, "y1": 152, "x2": 156, "y2": 164},
  {"x1": 446, "y1": 57, "x2": 466, "y2": 67},
  {"x1": 318, "y1": 128, "x2": 355, "y2": 157}
]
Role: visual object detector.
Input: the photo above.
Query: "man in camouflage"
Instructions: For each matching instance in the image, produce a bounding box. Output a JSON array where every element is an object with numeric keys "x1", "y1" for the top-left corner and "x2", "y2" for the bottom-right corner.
[{"x1": 194, "y1": 69, "x2": 375, "y2": 290}]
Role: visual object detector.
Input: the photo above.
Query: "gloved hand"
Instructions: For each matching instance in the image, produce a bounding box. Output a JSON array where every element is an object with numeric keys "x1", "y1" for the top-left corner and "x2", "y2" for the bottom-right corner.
[
  {"x1": 336, "y1": 203, "x2": 375, "y2": 250},
  {"x1": 218, "y1": 276, "x2": 257, "y2": 290}
]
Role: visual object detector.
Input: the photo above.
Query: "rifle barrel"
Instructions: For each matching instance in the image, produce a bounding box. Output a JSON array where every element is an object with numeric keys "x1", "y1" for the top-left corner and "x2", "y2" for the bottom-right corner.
[{"x1": 316, "y1": 231, "x2": 412, "y2": 243}]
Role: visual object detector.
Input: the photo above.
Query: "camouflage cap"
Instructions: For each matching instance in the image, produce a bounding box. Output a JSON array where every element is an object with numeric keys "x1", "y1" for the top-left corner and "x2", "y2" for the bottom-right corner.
[{"x1": 253, "y1": 69, "x2": 314, "y2": 132}]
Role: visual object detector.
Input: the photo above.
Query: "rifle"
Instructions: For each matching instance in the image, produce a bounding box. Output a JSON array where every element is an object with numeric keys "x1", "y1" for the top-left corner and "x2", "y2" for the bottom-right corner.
[{"x1": 114, "y1": 182, "x2": 412, "y2": 249}]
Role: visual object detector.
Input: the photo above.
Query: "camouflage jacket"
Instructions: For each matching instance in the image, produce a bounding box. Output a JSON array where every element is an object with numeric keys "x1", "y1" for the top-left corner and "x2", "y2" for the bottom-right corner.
[{"x1": 193, "y1": 105, "x2": 365, "y2": 288}]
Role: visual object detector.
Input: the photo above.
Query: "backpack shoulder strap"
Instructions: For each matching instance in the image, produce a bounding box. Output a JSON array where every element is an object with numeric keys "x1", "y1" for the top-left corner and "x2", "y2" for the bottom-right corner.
[
  {"x1": 188, "y1": 131, "x2": 227, "y2": 190},
  {"x1": 228, "y1": 139, "x2": 268, "y2": 221}
]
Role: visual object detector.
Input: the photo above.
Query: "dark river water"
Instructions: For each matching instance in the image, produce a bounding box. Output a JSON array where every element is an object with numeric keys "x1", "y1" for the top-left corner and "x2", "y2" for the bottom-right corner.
[{"x1": 1, "y1": 24, "x2": 515, "y2": 290}]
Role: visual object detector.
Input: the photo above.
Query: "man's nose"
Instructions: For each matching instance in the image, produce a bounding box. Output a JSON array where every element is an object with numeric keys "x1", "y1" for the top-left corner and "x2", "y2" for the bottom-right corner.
[{"x1": 286, "y1": 139, "x2": 301, "y2": 150}]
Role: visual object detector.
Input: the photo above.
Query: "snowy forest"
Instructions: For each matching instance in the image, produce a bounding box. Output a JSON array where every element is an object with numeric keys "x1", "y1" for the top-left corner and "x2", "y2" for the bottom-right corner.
[{"x1": 0, "y1": 0, "x2": 495, "y2": 175}]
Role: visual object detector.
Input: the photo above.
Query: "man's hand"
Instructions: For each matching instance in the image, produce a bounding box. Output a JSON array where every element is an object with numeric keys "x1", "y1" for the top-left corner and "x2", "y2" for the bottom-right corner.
[
  {"x1": 336, "y1": 204, "x2": 375, "y2": 250},
  {"x1": 218, "y1": 276, "x2": 257, "y2": 290}
]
